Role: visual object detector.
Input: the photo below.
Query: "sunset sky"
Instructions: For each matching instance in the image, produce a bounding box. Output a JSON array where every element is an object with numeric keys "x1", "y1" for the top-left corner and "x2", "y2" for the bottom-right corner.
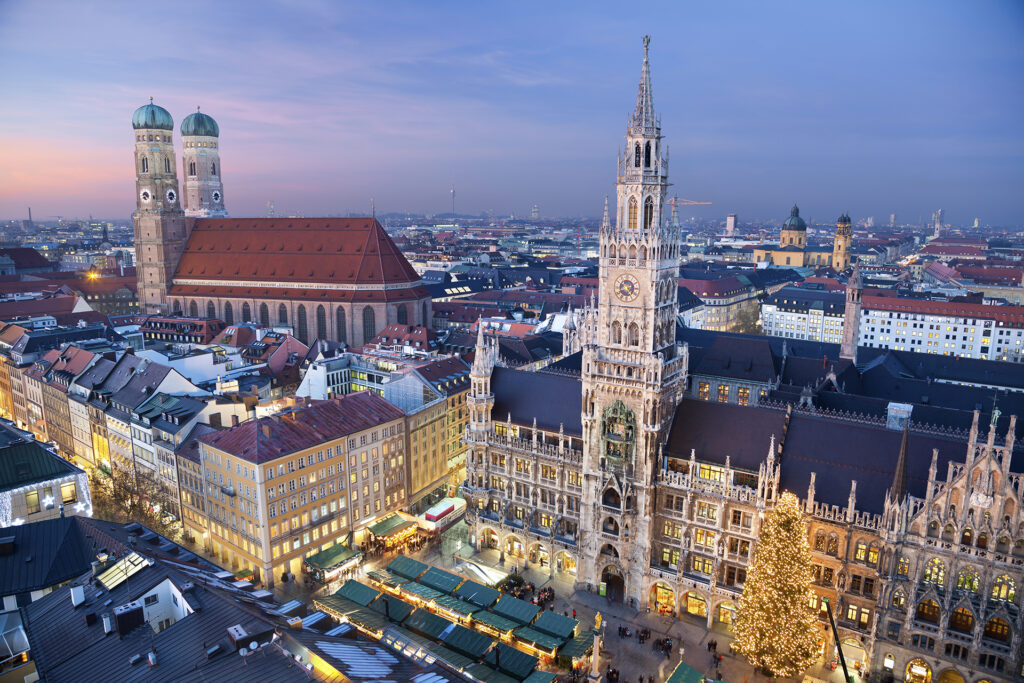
[{"x1": 1, "y1": 1, "x2": 1022, "y2": 224}]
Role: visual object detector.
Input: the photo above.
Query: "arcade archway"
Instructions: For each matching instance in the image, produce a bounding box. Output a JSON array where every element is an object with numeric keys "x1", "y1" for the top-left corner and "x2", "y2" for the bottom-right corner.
[
  {"x1": 481, "y1": 527, "x2": 498, "y2": 550},
  {"x1": 649, "y1": 581, "x2": 675, "y2": 615},
  {"x1": 554, "y1": 551, "x2": 576, "y2": 575},
  {"x1": 600, "y1": 564, "x2": 624, "y2": 602},
  {"x1": 934, "y1": 671, "x2": 964, "y2": 683},
  {"x1": 905, "y1": 659, "x2": 932, "y2": 683},
  {"x1": 681, "y1": 591, "x2": 708, "y2": 619},
  {"x1": 505, "y1": 534, "x2": 524, "y2": 558}
]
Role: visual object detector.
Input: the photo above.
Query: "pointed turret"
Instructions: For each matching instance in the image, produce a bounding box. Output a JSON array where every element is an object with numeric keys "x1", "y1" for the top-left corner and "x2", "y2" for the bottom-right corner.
[
  {"x1": 889, "y1": 422, "x2": 910, "y2": 504},
  {"x1": 631, "y1": 34, "x2": 655, "y2": 128},
  {"x1": 600, "y1": 196, "x2": 611, "y2": 234}
]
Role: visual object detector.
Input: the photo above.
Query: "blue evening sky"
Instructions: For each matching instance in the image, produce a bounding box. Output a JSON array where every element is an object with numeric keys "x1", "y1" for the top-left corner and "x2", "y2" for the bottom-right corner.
[{"x1": 1, "y1": 1, "x2": 1022, "y2": 225}]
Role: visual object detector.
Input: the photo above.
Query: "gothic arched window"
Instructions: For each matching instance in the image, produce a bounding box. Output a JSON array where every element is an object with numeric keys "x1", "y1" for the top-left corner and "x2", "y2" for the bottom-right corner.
[
  {"x1": 644, "y1": 141, "x2": 651, "y2": 167},
  {"x1": 188, "y1": 161, "x2": 196, "y2": 176},
  {"x1": 259, "y1": 303, "x2": 269, "y2": 327},
  {"x1": 278, "y1": 303, "x2": 288, "y2": 324},
  {"x1": 316, "y1": 305, "x2": 326, "y2": 340},
  {"x1": 956, "y1": 567, "x2": 979, "y2": 593},
  {"x1": 189, "y1": 300, "x2": 198, "y2": 317},
  {"x1": 643, "y1": 196, "x2": 654, "y2": 231},
  {"x1": 336, "y1": 307, "x2": 347, "y2": 343},
  {"x1": 223, "y1": 302, "x2": 234, "y2": 325},
  {"x1": 923, "y1": 558, "x2": 945, "y2": 586},
  {"x1": 206, "y1": 301, "x2": 215, "y2": 319},
  {"x1": 211, "y1": 162, "x2": 217, "y2": 176},
  {"x1": 915, "y1": 599, "x2": 939, "y2": 623},
  {"x1": 628, "y1": 198, "x2": 638, "y2": 230},
  {"x1": 611, "y1": 321, "x2": 622, "y2": 345},
  {"x1": 362, "y1": 306, "x2": 376, "y2": 343},
  {"x1": 949, "y1": 607, "x2": 974, "y2": 633},
  {"x1": 634, "y1": 143, "x2": 641, "y2": 168},
  {"x1": 164, "y1": 158, "x2": 170, "y2": 173},
  {"x1": 985, "y1": 617, "x2": 1011, "y2": 642},
  {"x1": 397, "y1": 304, "x2": 408, "y2": 325},
  {"x1": 141, "y1": 157, "x2": 148, "y2": 173},
  {"x1": 992, "y1": 575, "x2": 1016, "y2": 602},
  {"x1": 172, "y1": 299, "x2": 181, "y2": 314},
  {"x1": 241, "y1": 302, "x2": 251, "y2": 323},
  {"x1": 296, "y1": 305, "x2": 308, "y2": 343},
  {"x1": 628, "y1": 322, "x2": 640, "y2": 346}
]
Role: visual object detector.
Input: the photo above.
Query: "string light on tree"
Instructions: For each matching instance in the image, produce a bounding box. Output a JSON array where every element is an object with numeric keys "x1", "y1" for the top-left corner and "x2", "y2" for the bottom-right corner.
[{"x1": 732, "y1": 491, "x2": 818, "y2": 678}]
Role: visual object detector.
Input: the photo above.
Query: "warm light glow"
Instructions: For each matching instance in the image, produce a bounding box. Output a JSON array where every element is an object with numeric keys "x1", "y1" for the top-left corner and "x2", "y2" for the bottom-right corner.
[{"x1": 732, "y1": 491, "x2": 818, "y2": 677}]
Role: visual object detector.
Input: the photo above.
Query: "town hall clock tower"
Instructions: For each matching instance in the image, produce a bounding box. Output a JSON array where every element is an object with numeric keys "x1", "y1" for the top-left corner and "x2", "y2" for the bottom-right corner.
[{"x1": 576, "y1": 36, "x2": 688, "y2": 604}]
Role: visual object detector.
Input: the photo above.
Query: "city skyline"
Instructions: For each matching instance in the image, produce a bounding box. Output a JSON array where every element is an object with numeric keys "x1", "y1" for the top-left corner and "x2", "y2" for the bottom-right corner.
[{"x1": 1, "y1": 1, "x2": 1023, "y2": 224}]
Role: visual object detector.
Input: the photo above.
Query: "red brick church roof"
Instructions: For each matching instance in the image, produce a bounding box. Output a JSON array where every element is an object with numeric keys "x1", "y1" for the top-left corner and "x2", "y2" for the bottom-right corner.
[{"x1": 170, "y1": 218, "x2": 427, "y2": 303}]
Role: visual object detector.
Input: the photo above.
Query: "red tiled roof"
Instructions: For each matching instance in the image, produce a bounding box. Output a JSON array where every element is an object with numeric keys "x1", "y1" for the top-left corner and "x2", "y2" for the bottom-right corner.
[
  {"x1": 173, "y1": 217, "x2": 422, "y2": 289},
  {"x1": 0, "y1": 294, "x2": 82, "y2": 319},
  {"x1": 167, "y1": 283, "x2": 429, "y2": 303},
  {"x1": 864, "y1": 295, "x2": 1024, "y2": 325},
  {"x1": 920, "y1": 244, "x2": 985, "y2": 257},
  {"x1": 199, "y1": 391, "x2": 405, "y2": 464},
  {"x1": 678, "y1": 276, "x2": 748, "y2": 298}
]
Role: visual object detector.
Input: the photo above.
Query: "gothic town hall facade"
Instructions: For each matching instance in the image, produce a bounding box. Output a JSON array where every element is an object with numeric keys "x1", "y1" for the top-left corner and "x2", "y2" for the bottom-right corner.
[{"x1": 463, "y1": 38, "x2": 1024, "y2": 683}]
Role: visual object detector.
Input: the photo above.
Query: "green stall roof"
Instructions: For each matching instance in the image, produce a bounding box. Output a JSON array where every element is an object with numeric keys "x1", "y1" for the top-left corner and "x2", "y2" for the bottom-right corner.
[
  {"x1": 491, "y1": 594, "x2": 540, "y2": 626},
  {"x1": 455, "y1": 579, "x2": 499, "y2": 608},
  {"x1": 345, "y1": 606, "x2": 392, "y2": 632},
  {"x1": 370, "y1": 594, "x2": 415, "y2": 623},
  {"x1": 369, "y1": 514, "x2": 418, "y2": 538},
  {"x1": 367, "y1": 568, "x2": 406, "y2": 587},
  {"x1": 313, "y1": 594, "x2": 365, "y2": 618},
  {"x1": 440, "y1": 622, "x2": 494, "y2": 659},
  {"x1": 667, "y1": 661, "x2": 715, "y2": 683},
  {"x1": 427, "y1": 643, "x2": 477, "y2": 671},
  {"x1": 532, "y1": 610, "x2": 578, "y2": 639},
  {"x1": 401, "y1": 582, "x2": 444, "y2": 602},
  {"x1": 386, "y1": 554, "x2": 428, "y2": 580},
  {"x1": 419, "y1": 566, "x2": 464, "y2": 593},
  {"x1": 512, "y1": 625, "x2": 563, "y2": 652},
  {"x1": 522, "y1": 672, "x2": 557, "y2": 683},
  {"x1": 434, "y1": 594, "x2": 479, "y2": 617},
  {"x1": 402, "y1": 608, "x2": 454, "y2": 640},
  {"x1": 472, "y1": 609, "x2": 521, "y2": 634},
  {"x1": 464, "y1": 664, "x2": 518, "y2": 683},
  {"x1": 334, "y1": 579, "x2": 380, "y2": 606},
  {"x1": 484, "y1": 642, "x2": 538, "y2": 680},
  {"x1": 303, "y1": 543, "x2": 361, "y2": 571},
  {"x1": 557, "y1": 630, "x2": 594, "y2": 660}
]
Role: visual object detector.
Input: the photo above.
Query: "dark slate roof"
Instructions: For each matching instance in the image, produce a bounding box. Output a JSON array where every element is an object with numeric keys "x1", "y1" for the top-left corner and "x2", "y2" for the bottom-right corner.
[
  {"x1": 692, "y1": 336, "x2": 780, "y2": 383},
  {"x1": 0, "y1": 422, "x2": 82, "y2": 492},
  {"x1": 491, "y1": 367, "x2": 582, "y2": 435},
  {"x1": 665, "y1": 399, "x2": 787, "y2": 471},
  {"x1": 0, "y1": 516, "x2": 99, "y2": 596}
]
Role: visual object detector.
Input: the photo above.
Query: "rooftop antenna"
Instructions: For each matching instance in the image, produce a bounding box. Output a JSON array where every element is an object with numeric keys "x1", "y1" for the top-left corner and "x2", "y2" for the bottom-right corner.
[
  {"x1": 371, "y1": 198, "x2": 375, "y2": 218},
  {"x1": 450, "y1": 186, "x2": 455, "y2": 219}
]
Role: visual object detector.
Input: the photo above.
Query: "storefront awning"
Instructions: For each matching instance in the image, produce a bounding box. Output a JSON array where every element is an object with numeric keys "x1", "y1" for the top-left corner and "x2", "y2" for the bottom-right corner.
[{"x1": 303, "y1": 543, "x2": 362, "y2": 572}]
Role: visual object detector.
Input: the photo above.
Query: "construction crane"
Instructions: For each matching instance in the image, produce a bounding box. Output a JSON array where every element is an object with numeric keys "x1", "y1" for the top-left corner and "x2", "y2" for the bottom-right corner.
[{"x1": 669, "y1": 197, "x2": 711, "y2": 210}]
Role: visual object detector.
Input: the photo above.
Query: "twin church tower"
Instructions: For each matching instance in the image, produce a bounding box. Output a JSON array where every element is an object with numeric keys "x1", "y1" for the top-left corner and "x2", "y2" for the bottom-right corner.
[{"x1": 131, "y1": 101, "x2": 226, "y2": 312}]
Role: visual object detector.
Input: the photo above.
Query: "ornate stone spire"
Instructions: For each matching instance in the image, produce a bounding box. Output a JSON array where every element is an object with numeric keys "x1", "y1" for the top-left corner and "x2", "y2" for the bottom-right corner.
[
  {"x1": 600, "y1": 195, "x2": 610, "y2": 233},
  {"x1": 631, "y1": 35, "x2": 655, "y2": 129},
  {"x1": 889, "y1": 422, "x2": 910, "y2": 504}
]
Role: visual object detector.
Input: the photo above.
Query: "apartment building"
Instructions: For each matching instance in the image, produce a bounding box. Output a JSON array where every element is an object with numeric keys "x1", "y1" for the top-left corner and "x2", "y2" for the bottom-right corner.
[
  {"x1": 196, "y1": 392, "x2": 406, "y2": 586},
  {"x1": 761, "y1": 287, "x2": 846, "y2": 343}
]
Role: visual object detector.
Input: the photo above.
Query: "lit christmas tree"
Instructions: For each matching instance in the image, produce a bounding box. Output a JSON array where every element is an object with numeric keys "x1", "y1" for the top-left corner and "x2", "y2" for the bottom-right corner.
[{"x1": 732, "y1": 491, "x2": 818, "y2": 677}]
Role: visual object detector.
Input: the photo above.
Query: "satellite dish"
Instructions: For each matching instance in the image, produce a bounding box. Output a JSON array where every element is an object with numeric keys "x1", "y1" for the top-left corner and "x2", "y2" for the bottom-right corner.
[
  {"x1": 249, "y1": 641, "x2": 258, "y2": 651},
  {"x1": 239, "y1": 648, "x2": 248, "y2": 656}
]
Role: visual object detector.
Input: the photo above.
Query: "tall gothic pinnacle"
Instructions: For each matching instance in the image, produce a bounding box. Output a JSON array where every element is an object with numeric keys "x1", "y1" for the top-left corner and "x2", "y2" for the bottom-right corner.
[
  {"x1": 632, "y1": 34, "x2": 655, "y2": 128},
  {"x1": 601, "y1": 196, "x2": 610, "y2": 231},
  {"x1": 889, "y1": 422, "x2": 910, "y2": 504}
]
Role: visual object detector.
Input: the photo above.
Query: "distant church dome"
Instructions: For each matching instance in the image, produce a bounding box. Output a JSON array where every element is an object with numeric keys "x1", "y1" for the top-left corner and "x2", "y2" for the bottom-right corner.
[
  {"x1": 783, "y1": 203, "x2": 807, "y2": 231},
  {"x1": 132, "y1": 100, "x2": 174, "y2": 130},
  {"x1": 181, "y1": 108, "x2": 220, "y2": 137}
]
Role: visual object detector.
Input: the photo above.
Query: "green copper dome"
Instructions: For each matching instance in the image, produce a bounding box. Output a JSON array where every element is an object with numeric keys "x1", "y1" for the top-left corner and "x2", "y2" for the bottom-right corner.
[
  {"x1": 180, "y1": 109, "x2": 219, "y2": 137},
  {"x1": 783, "y1": 203, "x2": 807, "y2": 231},
  {"x1": 132, "y1": 100, "x2": 174, "y2": 130}
]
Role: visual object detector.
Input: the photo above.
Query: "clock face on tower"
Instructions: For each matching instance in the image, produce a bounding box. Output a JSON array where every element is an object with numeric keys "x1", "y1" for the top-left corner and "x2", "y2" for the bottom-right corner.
[
  {"x1": 212, "y1": 190, "x2": 222, "y2": 203},
  {"x1": 139, "y1": 189, "x2": 152, "y2": 203},
  {"x1": 615, "y1": 274, "x2": 640, "y2": 302},
  {"x1": 165, "y1": 189, "x2": 177, "y2": 203}
]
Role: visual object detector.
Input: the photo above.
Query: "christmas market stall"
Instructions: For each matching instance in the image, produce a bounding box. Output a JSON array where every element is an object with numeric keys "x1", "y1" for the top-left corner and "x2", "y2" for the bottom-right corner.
[{"x1": 302, "y1": 542, "x2": 362, "y2": 583}]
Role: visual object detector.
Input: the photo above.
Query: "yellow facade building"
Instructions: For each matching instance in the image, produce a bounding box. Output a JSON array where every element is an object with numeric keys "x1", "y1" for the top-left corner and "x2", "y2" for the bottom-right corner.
[{"x1": 196, "y1": 392, "x2": 407, "y2": 586}]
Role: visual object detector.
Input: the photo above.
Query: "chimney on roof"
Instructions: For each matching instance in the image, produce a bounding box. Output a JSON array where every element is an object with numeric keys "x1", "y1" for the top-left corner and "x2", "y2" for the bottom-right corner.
[
  {"x1": 231, "y1": 414, "x2": 239, "y2": 427},
  {"x1": 261, "y1": 423, "x2": 272, "y2": 438}
]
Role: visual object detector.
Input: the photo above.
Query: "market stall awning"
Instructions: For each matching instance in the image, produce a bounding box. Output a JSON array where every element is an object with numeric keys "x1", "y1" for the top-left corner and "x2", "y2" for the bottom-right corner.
[
  {"x1": 557, "y1": 630, "x2": 594, "y2": 660},
  {"x1": 370, "y1": 594, "x2": 415, "y2": 623},
  {"x1": 512, "y1": 625, "x2": 564, "y2": 652},
  {"x1": 303, "y1": 543, "x2": 362, "y2": 572},
  {"x1": 402, "y1": 608, "x2": 454, "y2": 640},
  {"x1": 463, "y1": 664, "x2": 518, "y2": 683},
  {"x1": 401, "y1": 581, "x2": 444, "y2": 603},
  {"x1": 522, "y1": 671, "x2": 557, "y2": 683},
  {"x1": 369, "y1": 514, "x2": 418, "y2": 539},
  {"x1": 385, "y1": 554, "x2": 429, "y2": 581},
  {"x1": 314, "y1": 594, "x2": 368, "y2": 620},
  {"x1": 532, "y1": 610, "x2": 578, "y2": 639},
  {"x1": 439, "y1": 622, "x2": 494, "y2": 659},
  {"x1": 433, "y1": 594, "x2": 479, "y2": 618},
  {"x1": 667, "y1": 661, "x2": 714, "y2": 683},
  {"x1": 484, "y1": 642, "x2": 539, "y2": 680},
  {"x1": 367, "y1": 568, "x2": 407, "y2": 587},
  {"x1": 419, "y1": 566, "x2": 464, "y2": 594},
  {"x1": 455, "y1": 579, "x2": 500, "y2": 608},
  {"x1": 334, "y1": 579, "x2": 380, "y2": 606},
  {"x1": 472, "y1": 609, "x2": 521, "y2": 634},
  {"x1": 491, "y1": 594, "x2": 540, "y2": 626}
]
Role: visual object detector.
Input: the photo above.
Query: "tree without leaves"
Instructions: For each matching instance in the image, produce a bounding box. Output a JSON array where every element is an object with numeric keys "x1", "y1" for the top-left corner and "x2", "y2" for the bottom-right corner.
[
  {"x1": 732, "y1": 491, "x2": 819, "y2": 677},
  {"x1": 88, "y1": 467, "x2": 180, "y2": 540}
]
